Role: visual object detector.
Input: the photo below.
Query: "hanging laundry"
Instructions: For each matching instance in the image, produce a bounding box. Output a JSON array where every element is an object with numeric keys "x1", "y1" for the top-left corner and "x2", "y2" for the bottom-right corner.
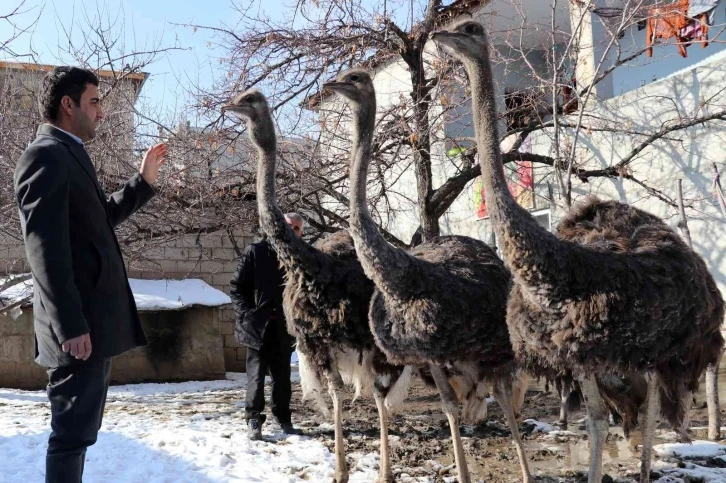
[
  {"x1": 679, "y1": 12, "x2": 710, "y2": 47},
  {"x1": 682, "y1": 0, "x2": 719, "y2": 47},
  {"x1": 646, "y1": 0, "x2": 719, "y2": 57},
  {"x1": 646, "y1": 0, "x2": 690, "y2": 57}
]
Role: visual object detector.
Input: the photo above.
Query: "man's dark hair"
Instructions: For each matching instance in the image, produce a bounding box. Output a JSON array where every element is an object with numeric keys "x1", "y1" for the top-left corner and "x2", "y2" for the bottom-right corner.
[{"x1": 38, "y1": 66, "x2": 99, "y2": 122}]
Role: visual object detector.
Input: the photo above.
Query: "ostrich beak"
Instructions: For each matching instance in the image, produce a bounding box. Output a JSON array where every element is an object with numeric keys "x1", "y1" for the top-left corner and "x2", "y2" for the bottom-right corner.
[
  {"x1": 221, "y1": 103, "x2": 246, "y2": 116},
  {"x1": 430, "y1": 30, "x2": 462, "y2": 51},
  {"x1": 323, "y1": 80, "x2": 353, "y2": 95}
]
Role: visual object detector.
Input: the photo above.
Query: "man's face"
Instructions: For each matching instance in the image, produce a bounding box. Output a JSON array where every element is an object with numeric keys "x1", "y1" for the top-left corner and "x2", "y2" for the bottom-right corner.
[
  {"x1": 64, "y1": 83, "x2": 104, "y2": 141},
  {"x1": 286, "y1": 218, "x2": 303, "y2": 238}
]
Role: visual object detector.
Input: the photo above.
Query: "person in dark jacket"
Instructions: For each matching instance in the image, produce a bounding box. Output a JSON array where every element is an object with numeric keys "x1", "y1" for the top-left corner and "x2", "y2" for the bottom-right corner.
[
  {"x1": 13, "y1": 66, "x2": 167, "y2": 483},
  {"x1": 230, "y1": 213, "x2": 304, "y2": 440}
]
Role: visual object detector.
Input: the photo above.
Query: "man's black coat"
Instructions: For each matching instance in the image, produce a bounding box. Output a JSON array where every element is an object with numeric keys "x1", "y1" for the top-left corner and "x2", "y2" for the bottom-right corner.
[
  {"x1": 229, "y1": 239, "x2": 294, "y2": 351},
  {"x1": 14, "y1": 123, "x2": 155, "y2": 367}
]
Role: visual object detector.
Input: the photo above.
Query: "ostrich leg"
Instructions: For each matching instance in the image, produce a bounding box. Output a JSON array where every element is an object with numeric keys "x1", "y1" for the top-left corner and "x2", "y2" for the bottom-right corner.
[
  {"x1": 326, "y1": 363, "x2": 349, "y2": 483},
  {"x1": 579, "y1": 375, "x2": 609, "y2": 483},
  {"x1": 558, "y1": 377, "x2": 572, "y2": 429},
  {"x1": 512, "y1": 370, "x2": 530, "y2": 424},
  {"x1": 429, "y1": 364, "x2": 471, "y2": 483},
  {"x1": 707, "y1": 349, "x2": 723, "y2": 440},
  {"x1": 373, "y1": 387, "x2": 393, "y2": 483},
  {"x1": 639, "y1": 373, "x2": 661, "y2": 483},
  {"x1": 677, "y1": 390, "x2": 693, "y2": 442},
  {"x1": 493, "y1": 378, "x2": 534, "y2": 483}
]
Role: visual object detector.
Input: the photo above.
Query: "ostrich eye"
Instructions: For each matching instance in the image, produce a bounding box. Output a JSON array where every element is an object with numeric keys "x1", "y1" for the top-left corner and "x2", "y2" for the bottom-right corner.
[
  {"x1": 463, "y1": 23, "x2": 479, "y2": 34},
  {"x1": 245, "y1": 96, "x2": 255, "y2": 103},
  {"x1": 348, "y1": 74, "x2": 360, "y2": 82}
]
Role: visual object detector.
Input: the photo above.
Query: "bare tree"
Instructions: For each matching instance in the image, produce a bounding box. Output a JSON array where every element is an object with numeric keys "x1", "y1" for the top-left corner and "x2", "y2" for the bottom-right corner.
[
  {"x1": 0, "y1": 1, "x2": 327, "y2": 313},
  {"x1": 0, "y1": 1, "x2": 40, "y2": 59},
  {"x1": 182, "y1": 0, "x2": 726, "y2": 248},
  {"x1": 3, "y1": 0, "x2": 724, "y2": 312}
]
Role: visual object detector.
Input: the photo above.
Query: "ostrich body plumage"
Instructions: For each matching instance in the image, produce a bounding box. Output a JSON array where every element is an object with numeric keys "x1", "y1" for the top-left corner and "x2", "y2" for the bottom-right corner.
[{"x1": 506, "y1": 196, "x2": 724, "y2": 429}]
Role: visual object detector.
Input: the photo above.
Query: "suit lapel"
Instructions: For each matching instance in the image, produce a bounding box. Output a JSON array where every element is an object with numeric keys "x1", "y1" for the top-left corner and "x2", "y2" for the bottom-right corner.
[{"x1": 36, "y1": 124, "x2": 107, "y2": 206}]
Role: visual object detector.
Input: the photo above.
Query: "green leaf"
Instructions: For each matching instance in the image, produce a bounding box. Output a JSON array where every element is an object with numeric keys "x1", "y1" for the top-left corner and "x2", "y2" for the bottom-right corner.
[{"x1": 446, "y1": 147, "x2": 466, "y2": 158}]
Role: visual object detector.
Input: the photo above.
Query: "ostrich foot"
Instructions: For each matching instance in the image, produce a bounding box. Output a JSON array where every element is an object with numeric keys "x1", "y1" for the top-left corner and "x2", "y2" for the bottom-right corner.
[
  {"x1": 333, "y1": 470, "x2": 349, "y2": 483},
  {"x1": 375, "y1": 473, "x2": 394, "y2": 483}
]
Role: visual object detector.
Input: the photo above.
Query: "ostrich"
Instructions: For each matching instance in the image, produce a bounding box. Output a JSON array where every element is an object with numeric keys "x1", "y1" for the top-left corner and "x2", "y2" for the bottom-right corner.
[
  {"x1": 431, "y1": 19, "x2": 725, "y2": 483},
  {"x1": 323, "y1": 69, "x2": 534, "y2": 483},
  {"x1": 222, "y1": 89, "x2": 413, "y2": 483}
]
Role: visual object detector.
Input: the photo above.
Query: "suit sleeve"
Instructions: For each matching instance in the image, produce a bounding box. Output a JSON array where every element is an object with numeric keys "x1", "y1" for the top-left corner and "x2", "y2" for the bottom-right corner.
[
  {"x1": 14, "y1": 147, "x2": 89, "y2": 343},
  {"x1": 229, "y1": 246, "x2": 256, "y2": 324},
  {"x1": 106, "y1": 172, "x2": 156, "y2": 227}
]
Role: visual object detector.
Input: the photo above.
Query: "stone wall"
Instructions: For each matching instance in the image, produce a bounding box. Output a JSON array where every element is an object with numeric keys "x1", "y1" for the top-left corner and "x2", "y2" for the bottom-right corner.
[
  {"x1": 0, "y1": 306, "x2": 226, "y2": 389},
  {"x1": 124, "y1": 230, "x2": 258, "y2": 372},
  {"x1": 0, "y1": 229, "x2": 259, "y2": 373}
]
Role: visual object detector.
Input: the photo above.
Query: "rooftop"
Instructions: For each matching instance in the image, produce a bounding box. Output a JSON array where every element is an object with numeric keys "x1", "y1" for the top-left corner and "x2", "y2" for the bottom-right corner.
[{"x1": 0, "y1": 61, "x2": 149, "y2": 100}]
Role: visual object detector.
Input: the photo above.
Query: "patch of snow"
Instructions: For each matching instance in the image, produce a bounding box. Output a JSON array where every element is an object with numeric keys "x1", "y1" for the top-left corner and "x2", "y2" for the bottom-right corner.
[
  {"x1": 524, "y1": 419, "x2": 554, "y2": 434},
  {"x1": 545, "y1": 430, "x2": 579, "y2": 439},
  {"x1": 656, "y1": 461, "x2": 726, "y2": 482},
  {"x1": 129, "y1": 279, "x2": 231, "y2": 310},
  {"x1": 0, "y1": 275, "x2": 32, "y2": 303},
  {"x1": 0, "y1": 276, "x2": 232, "y2": 312},
  {"x1": 349, "y1": 452, "x2": 379, "y2": 481},
  {"x1": 654, "y1": 441, "x2": 726, "y2": 458},
  {"x1": 0, "y1": 374, "x2": 351, "y2": 482}
]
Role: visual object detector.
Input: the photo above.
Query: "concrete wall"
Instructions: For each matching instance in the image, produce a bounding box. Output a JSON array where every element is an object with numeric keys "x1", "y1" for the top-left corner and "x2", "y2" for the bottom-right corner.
[
  {"x1": 0, "y1": 306, "x2": 226, "y2": 390},
  {"x1": 123, "y1": 230, "x2": 256, "y2": 372}
]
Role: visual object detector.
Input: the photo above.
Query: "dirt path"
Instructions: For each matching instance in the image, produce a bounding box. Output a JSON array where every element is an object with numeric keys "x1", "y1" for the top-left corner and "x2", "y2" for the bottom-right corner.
[{"x1": 289, "y1": 375, "x2": 726, "y2": 482}]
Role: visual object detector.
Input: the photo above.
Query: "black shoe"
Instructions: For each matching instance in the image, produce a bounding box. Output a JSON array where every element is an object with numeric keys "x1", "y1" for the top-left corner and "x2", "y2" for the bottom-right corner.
[
  {"x1": 248, "y1": 418, "x2": 263, "y2": 441},
  {"x1": 280, "y1": 423, "x2": 303, "y2": 435}
]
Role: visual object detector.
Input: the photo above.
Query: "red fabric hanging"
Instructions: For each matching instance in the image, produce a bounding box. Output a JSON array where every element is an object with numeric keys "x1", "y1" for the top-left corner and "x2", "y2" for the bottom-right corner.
[{"x1": 646, "y1": 0, "x2": 691, "y2": 57}]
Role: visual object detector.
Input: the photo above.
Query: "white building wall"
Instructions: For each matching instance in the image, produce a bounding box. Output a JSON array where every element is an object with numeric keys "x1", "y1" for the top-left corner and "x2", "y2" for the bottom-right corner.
[{"x1": 530, "y1": 53, "x2": 726, "y2": 296}]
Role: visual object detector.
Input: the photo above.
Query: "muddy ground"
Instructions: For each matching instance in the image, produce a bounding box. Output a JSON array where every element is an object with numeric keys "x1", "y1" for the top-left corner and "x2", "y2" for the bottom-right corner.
[{"x1": 287, "y1": 375, "x2": 726, "y2": 483}]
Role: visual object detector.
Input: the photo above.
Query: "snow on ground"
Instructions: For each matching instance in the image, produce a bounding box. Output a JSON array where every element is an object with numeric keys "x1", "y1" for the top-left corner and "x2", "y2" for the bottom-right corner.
[
  {"x1": 3, "y1": 371, "x2": 726, "y2": 482},
  {"x1": 654, "y1": 441, "x2": 726, "y2": 458},
  {"x1": 0, "y1": 373, "x2": 339, "y2": 482},
  {"x1": 652, "y1": 441, "x2": 726, "y2": 483},
  {"x1": 655, "y1": 462, "x2": 726, "y2": 483},
  {"x1": 523, "y1": 419, "x2": 554, "y2": 434}
]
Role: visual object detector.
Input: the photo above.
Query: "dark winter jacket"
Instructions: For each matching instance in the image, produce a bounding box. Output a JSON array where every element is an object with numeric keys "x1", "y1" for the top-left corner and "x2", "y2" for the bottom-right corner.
[
  {"x1": 229, "y1": 239, "x2": 294, "y2": 351},
  {"x1": 14, "y1": 123, "x2": 154, "y2": 367}
]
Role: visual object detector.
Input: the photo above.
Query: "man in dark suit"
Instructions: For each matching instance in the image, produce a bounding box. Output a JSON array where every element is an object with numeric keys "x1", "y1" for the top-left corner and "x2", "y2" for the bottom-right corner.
[
  {"x1": 229, "y1": 213, "x2": 303, "y2": 440},
  {"x1": 13, "y1": 66, "x2": 167, "y2": 483}
]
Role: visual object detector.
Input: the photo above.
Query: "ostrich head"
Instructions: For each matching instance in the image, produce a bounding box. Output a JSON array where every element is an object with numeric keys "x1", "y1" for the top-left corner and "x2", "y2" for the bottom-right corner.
[
  {"x1": 222, "y1": 88, "x2": 275, "y2": 152},
  {"x1": 430, "y1": 19, "x2": 491, "y2": 65},
  {"x1": 322, "y1": 68, "x2": 375, "y2": 107}
]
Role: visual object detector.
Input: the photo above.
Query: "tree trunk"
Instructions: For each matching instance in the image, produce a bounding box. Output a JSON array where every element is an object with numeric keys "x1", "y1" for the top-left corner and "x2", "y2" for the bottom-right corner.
[{"x1": 410, "y1": 57, "x2": 439, "y2": 242}]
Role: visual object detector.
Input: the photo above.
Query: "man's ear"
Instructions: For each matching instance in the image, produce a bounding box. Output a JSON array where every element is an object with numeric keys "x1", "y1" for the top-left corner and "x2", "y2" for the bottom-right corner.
[{"x1": 60, "y1": 96, "x2": 74, "y2": 115}]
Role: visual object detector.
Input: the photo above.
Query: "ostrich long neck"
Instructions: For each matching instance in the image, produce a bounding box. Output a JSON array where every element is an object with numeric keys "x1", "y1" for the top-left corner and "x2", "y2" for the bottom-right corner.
[
  {"x1": 348, "y1": 100, "x2": 418, "y2": 299},
  {"x1": 254, "y1": 117, "x2": 324, "y2": 274},
  {"x1": 467, "y1": 54, "x2": 588, "y2": 299}
]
